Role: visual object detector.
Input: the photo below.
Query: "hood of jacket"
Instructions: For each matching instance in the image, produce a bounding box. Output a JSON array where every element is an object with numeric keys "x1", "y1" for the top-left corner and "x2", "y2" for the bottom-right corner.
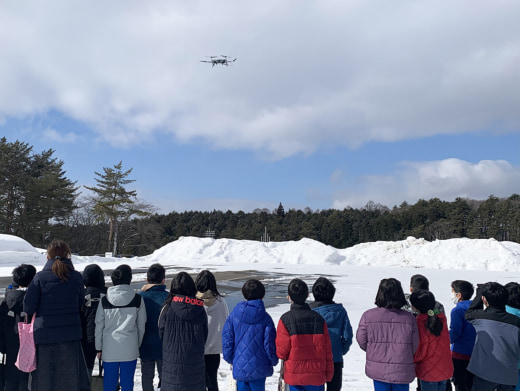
[
  {"x1": 106, "y1": 284, "x2": 136, "y2": 306},
  {"x1": 233, "y1": 299, "x2": 267, "y2": 324},
  {"x1": 83, "y1": 264, "x2": 105, "y2": 288},
  {"x1": 196, "y1": 290, "x2": 217, "y2": 307},
  {"x1": 4, "y1": 288, "x2": 26, "y2": 311},
  {"x1": 141, "y1": 283, "x2": 167, "y2": 293},
  {"x1": 169, "y1": 294, "x2": 207, "y2": 321}
]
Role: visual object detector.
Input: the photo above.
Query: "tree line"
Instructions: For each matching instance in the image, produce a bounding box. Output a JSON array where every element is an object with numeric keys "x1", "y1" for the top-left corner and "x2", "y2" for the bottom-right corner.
[{"x1": 1, "y1": 137, "x2": 520, "y2": 256}]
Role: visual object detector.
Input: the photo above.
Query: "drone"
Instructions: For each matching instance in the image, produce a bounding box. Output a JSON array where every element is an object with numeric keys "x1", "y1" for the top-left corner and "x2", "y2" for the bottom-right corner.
[{"x1": 200, "y1": 55, "x2": 237, "y2": 67}]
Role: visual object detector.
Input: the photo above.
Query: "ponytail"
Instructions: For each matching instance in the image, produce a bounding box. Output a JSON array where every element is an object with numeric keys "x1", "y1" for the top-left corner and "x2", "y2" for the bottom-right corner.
[
  {"x1": 424, "y1": 309, "x2": 444, "y2": 337},
  {"x1": 410, "y1": 289, "x2": 444, "y2": 336},
  {"x1": 47, "y1": 240, "x2": 74, "y2": 281}
]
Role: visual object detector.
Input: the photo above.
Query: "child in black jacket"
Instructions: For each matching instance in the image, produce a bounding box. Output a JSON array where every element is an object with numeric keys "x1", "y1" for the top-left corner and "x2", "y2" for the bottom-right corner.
[{"x1": 0, "y1": 264, "x2": 36, "y2": 391}]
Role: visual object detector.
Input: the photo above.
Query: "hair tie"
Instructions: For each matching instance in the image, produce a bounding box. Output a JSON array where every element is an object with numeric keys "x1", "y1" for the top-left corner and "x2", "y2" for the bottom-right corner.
[
  {"x1": 54, "y1": 256, "x2": 62, "y2": 261},
  {"x1": 427, "y1": 309, "x2": 435, "y2": 317}
]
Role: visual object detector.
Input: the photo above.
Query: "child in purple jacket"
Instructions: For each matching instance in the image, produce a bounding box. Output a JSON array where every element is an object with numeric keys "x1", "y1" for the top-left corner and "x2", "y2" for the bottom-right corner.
[{"x1": 356, "y1": 278, "x2": 419, "y2": 391}]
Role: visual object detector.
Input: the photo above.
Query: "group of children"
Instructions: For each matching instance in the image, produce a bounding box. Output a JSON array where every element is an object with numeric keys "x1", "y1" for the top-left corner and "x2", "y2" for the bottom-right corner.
[
  {"x1": 356, "y1": 274, "x2": 520, "y2": 391},
  {"x1": 1, "y1": 256, "x2": 520, "y2": 391}
]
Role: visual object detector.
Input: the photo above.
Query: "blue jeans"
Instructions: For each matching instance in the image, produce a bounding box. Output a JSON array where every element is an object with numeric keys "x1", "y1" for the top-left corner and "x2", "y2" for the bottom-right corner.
[
  {"x1": 237, "y1": 378, "x2": 266, "y2": 391},
  {"x1": 373, "y1": 380, "x2": 409, "y2": 391},
  {"x1": 420, "y1": 380, "x2": 447, "y2": 391},
  {"x1": 288, "y1": 386, "x2": 325, "y2": 391},
  {"x1": 103, "y1": 360, "x2": 138, "y2": 391}
]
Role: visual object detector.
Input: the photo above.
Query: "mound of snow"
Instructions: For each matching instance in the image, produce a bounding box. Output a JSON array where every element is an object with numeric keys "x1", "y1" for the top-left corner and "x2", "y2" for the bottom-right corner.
[{"x1": 0, "y1": 234, "x2": 46, "y2": 269}]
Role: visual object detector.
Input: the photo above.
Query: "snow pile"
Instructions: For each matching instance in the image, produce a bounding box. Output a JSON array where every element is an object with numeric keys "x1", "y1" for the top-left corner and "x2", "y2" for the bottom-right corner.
[
  {"x1": 339, "y1": 237, "x2": 520, "y2": 271},
  {"x1": 1, "y1": 234, "x2": 520, "y2": 274},
  {"x1": 0, "y1": 234, "x2": 46, "y2": 268}
]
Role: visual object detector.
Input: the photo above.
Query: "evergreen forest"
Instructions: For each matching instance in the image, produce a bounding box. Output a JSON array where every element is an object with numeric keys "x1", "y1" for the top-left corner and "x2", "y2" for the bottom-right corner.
[{"x1": 1, "y1": 138, "x2": 520, "y2": 256}]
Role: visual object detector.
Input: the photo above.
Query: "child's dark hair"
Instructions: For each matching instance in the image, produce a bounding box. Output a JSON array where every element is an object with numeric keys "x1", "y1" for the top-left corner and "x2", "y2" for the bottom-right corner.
[
  {"x1": 410, "y1": 289, "x2": 443, "y2": 337},
  {"x1": 111, "y1": 264, "x2": 132, "y2": 286},
  {"x1": 312, "y1": 277, "x2": 336, "y2": 302},
  {"x1": 82, "y1": 264, "x2": 105, "y2": 288},
  {"x1": 410, "y1": 274, "x2": 429, "y2": 292},
  {"x1": 242, "y1": 279, "x2": 265, "y2": 301},
  {"x1": 147, "y1": 263, "x2": 165, "y2": 284},
  {"x1": 375, "y1": 278, "x2": 407, "y2": 309},
  {"x1": 288, "y1": 278, "x2": 308, "y2": 305},
  {"x1": 195, "y1": 270, "x2": 221, "y2": 297},
  {"x1": 47, "y1": 239, "x2": 74, "y2": 281},
  {"x1": 12, "y1": 264, "x2": 37, "y2": 287},
  {"x1": 164, "y1": 272, "x2": 197, "y2": 310},
  {"x1": 481, "y1": 282, "x2": 508, "y2": 310},
  {"x1": 505, "y1": 282, "x2": 520, "y2": 309},
  {"x1": 451, "y1": 280, "x2": 474, "y2": 301}
]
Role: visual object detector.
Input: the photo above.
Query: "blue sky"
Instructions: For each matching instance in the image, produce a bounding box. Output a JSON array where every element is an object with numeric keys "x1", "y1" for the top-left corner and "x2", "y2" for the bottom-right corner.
[{"x1": 1, "y1": 1, "x2": 519, "y2": 213}]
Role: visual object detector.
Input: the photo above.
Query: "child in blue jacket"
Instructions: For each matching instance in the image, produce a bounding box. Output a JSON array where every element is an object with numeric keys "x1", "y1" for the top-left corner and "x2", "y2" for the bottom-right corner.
[
  {"x1": 310, "y1": 277, "x2": 353, "y2": 391},
  {"x1": 222, "y1": 279, "x2": 278, "y2": 391}
]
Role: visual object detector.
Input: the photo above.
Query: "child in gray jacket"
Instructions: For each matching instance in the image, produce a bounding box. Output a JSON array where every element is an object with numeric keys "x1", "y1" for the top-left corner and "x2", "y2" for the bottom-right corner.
[{"x1": 95, "y1": 264, "x2": 147, "y2": 391}]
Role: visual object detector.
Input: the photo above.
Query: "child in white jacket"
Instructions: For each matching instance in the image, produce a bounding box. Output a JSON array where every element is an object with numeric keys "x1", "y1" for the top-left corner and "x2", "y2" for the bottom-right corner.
[{"x1": 95, "y1": 264, "x2": 147, "y2": 391}]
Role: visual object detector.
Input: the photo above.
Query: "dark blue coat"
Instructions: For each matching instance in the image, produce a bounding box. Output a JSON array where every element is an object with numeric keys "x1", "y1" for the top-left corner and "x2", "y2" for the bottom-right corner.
[
  {"x1": 222, "y1": 299, "x2": 278, "y2": 382},
  {"x1": 23, "y1": 258, "x2": 85, "y2": 345},
  {"x1": 310, "y1": 301, "x2": 353, "y2": 363},
  {"x1": 139, "y1": 284, "x2": 169, "y2": 360},
  {"x1": 159, "y1": 295, "x2": 208, "y2": 391}
]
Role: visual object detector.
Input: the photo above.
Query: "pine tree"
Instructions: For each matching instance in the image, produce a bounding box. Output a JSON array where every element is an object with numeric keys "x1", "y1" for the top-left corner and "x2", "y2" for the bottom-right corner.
[{"x1": 84, "y1": 161, "x2": 151, "y2": 255}]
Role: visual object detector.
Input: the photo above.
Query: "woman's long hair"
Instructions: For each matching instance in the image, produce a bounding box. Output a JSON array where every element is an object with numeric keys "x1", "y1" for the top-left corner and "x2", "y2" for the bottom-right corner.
[
  {"x1": 163, "y1": 272, "x2": 197, "y2": 312},
  {"x1": 195, "y1": 270, "x2": 221, "y2": 297},
  {"x1": 47, "y1": 239, "x2": 74, "y2": 281},
  {"x1": 410, "y1": 289, "x2": 443, "y2": 336}
]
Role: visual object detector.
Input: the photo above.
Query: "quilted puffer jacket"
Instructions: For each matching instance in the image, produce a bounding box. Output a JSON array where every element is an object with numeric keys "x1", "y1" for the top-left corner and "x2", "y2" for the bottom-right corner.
[
  {"x1": 356, "y1": 307, "x2": 419, "y2": 384},
  {"x1": 414, "y1": 313, "x2": 453, "y2": 382},
  {"x1": 222, "y1": 299, "x2": 278, "y2": 382},
  {"x1": 159, "y1": 294, "x2": 208, "y2": 391},
  {"x1": 310, "y1": 301, "x2": 353, "y2": 363}
]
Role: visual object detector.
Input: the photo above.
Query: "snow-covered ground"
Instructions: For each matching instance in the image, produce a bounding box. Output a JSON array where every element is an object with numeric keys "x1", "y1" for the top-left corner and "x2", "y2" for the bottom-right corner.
[{"x1": 1, "y1": 233, "x2": 520, "y2": 390}]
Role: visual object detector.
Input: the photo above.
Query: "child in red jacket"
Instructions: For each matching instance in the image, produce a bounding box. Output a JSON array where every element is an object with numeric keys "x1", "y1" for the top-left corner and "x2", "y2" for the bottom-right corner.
[
  {"x1": 410, "y1": 290, "x2": 453, "y2": 391},
  {"x1": 276, "y1": 278, "x2": 333, "y2": 391}
]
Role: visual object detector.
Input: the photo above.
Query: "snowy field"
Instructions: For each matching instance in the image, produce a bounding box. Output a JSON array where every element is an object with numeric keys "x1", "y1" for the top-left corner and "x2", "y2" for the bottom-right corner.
[{"x1": 1, "y1": 234, "x2": 520, "y2": 390}]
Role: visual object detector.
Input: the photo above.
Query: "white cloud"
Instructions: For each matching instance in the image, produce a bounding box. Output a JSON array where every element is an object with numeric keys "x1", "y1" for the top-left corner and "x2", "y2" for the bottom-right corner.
[
  {"x1": 0, "y1": 1, "x2": 519, "y2": 157},
  {"x1": 43, "y1": 128, "x2": 79, "y2": 144},
  {"x1": 332, "y1": 159, "x2": 520, "y2": 208}
]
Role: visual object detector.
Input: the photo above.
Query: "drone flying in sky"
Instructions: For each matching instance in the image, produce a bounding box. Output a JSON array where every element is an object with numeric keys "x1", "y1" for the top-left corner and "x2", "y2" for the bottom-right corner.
[{"x1": 200, "y1": 55, "x2": 237, "y2": 67}]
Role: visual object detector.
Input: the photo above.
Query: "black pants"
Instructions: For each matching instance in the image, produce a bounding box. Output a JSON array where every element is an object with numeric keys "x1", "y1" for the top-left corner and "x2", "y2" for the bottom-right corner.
[
  {"x1": 471, "y1": 375, "x2": 514, "y2": 391},
  {"x1": 205, "y1": 354, "x2": 220, "y2": 391},
  {"x1": 452, "y1": 358, "x2": 473, "y2": 391},
  {"x1": 326, "y1": 362, "x2": 343, "y2": 391}
]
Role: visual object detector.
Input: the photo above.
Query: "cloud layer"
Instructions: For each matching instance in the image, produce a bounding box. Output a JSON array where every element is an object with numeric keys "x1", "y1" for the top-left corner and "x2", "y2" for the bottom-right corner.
[
  {"x1": 332, "y1": 159, "x2": 520, "y2": 209},
  {"x1": 1, "y1": 1, "x2": 518, "y2": 158}
]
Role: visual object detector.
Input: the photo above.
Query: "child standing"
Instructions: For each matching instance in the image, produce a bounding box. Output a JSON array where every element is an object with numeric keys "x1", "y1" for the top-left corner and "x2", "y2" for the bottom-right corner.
[
  {"x1": 195, "y1": 270, "x2": 229, "y2": 391},
  {"x1": 505, "y1": 282, "x2": 520, "y2": 391},
  {"x1": 465, "y1": 282, "x2": 520, "y2": 390},
  {"x1": 222, "y1": 279, "x2": 278, "y2": 391},
  {"x1": 410, "y1": 290, "x2": 453, "y2": 391},
  {"x1": 276, "y1": 278, "x2": 333, "y2": 391},
  {"x1": 81, "y1": 264, "x2": 107, "y2": 378},
  {"x1": 0, "y1": 264, "x2": 36, "y2": 391},
  {"x1": 139, "y1": 263, "x2": 169, "y2": 391},
  {"x1": 159, "y1": 272, "x2": 208, "y2": 391},
  {"x1": 448, "y1": 280, "x2": 475, "y2": 391},
  {"x1": 356, "y1": 278, "x2": 419, "y2": 391},
  {"x1": 310, "y1": 277, "x2": 353, "y2": 391},
  {"x1": 95, "y1": 264, "x2": 147, "y2": 391}
]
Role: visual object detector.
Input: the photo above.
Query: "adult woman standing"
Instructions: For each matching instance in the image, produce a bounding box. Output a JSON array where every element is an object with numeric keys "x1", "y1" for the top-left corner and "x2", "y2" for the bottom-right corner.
[
  {"x1": 159, "y1": 272, "x2": 208, "y2": 391},
  {"x1": 195, "y1": 270, "x2": 229, "y2": 391},
  {"x1": 23, "y1": 239, "x2": 89, "y2": 391}
]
